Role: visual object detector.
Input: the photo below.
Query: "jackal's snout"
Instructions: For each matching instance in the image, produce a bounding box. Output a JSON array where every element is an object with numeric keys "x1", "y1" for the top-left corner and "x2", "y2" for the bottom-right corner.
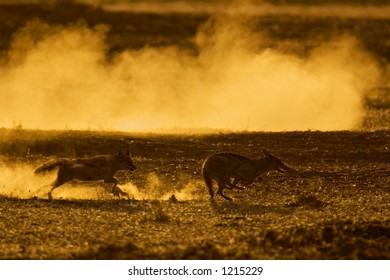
[
  {"x1": 276, "y1": 162, "x2": 290, "y2": 173},
  {"x1": 277, "y1": 161, "x2": 299, "y2": 175},
  {"x1": 269, "y1": 154, "x2": 292, "y2": 174}
]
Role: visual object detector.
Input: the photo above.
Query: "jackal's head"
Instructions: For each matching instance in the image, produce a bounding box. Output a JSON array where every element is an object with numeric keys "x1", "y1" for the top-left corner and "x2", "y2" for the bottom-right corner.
[
  {"x1": 263, "y1": 149, "x2": 290, "y2": 174},
  {"x1": 117, "y1": 149, "x2": 137, "y2": 171}
]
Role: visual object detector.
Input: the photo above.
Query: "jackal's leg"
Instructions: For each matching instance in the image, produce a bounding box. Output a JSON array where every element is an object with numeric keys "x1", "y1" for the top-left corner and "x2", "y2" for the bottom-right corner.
[
  {"x1": 47, "y1": 167, "x2": 74, "y2": 200},
  {"x1": 216, "y1": 182, "x2": 233, "y2": 201},
  {"x1": 105, "y1": 177, "x2": 129, "y2": 198},
  {"x1": 48, "y1": 187, "x2": 56, "y2": 200},
  {"x1": 233, "y1": 176, "x2": 255, "y2": 188},
  {"x1": 234, "y1": 168, "x2": 257, "y2": 187},
  {"x1": 48, "y1": 184, "x2": 61, "y2": 200},
  {"x1": 232, "y1": 178, "x2": 240, "y2": 186},
  {"x1": 238, "y1": 177, "x2": 262, "y2": 189},
  {"x1": 227, "y1": 180, "x2": 245, "y2": 190},
  {"x1": 48, "y1": 175, "x2": 68, "y2": 200},
  {"x1": 112, "y1": 185, "x2": 129, "y2": 198}
]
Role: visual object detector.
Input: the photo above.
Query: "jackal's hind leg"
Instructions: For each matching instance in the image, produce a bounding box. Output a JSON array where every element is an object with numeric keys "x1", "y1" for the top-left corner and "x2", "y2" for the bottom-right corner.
[
  {"x1": 48, "y1": 178, "x2": 66, "y2": 200},
  {"x1": 216, "y1": 182, "x2": 233, "y2": 201},
  {"x1": 48, "y1": 189, "x2": 55, "y2": 200}
]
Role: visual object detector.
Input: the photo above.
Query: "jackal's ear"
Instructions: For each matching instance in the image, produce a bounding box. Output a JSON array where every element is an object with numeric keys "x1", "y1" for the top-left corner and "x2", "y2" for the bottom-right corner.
[
  {"x1": 263, "y1": 149, "x2": 271, "y2": 157},
  {"x1": 125, "y1": 149, "x2": 131, "y2": 157}
]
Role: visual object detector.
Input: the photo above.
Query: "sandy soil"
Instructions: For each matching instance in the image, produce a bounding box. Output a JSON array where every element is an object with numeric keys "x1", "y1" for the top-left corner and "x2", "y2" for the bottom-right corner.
[{"x1": 0, "y1": 130, "x2": 388, "y2": 259}]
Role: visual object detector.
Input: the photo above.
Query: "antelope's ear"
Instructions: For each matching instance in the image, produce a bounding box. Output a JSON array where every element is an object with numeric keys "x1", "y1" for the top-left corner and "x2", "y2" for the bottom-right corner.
[
  {"x1": 117, "y1": 149, "x2": 124, "y2": 156},
  {"x1": 262, "y1": 149, "x2": 271, "y2": 157},
  {"x1": 125, "y1": 149, "x2": 131, "y2": 157}
]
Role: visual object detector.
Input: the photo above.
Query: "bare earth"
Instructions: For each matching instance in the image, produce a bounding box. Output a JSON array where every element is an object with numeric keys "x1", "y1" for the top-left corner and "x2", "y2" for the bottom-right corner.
[{"x1": 0, "y1": 129, "x2": 388, "y2": 259}]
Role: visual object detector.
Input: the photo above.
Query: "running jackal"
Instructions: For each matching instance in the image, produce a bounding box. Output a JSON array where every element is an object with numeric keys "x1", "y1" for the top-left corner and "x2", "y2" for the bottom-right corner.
[
  {"x1": 35, "y1": 149, "x2": 137, "y2": 199},
  {"x1": 202, "y1": 149, "x2": 292, "y2": 201}
]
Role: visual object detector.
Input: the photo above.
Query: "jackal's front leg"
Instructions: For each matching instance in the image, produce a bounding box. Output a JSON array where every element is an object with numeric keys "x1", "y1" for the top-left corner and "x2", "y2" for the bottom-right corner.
[
  {"x1": 228, "y1": 179, "x2": 245, "y2": 190},
  {"x1": 104, "y1": 177, "x2": 129, "y2": 199},
  {"x1": 111, "y1": 185, "x2": 130, "y2": 198},
  {"x1": 234, "y1": 168, "x2": 257, "y2": 187},
  {"x1": 230, "y1": 176, "x2": 252, "y2": 189}
]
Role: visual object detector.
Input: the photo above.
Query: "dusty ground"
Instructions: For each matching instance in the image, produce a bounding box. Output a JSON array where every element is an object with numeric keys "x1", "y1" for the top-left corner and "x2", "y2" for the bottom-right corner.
[{"x1": 0, "y1": 128, "x2": 389, "y2": 259}]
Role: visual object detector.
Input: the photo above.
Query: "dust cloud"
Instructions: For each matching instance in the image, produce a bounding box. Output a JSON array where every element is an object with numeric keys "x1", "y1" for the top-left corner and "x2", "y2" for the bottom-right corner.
[
  {"x1": 0, "y1": 160, "x2": 49, "y2": 198},
  {"x1": 121, "y1": 173, "x2": 205, "y2": 201},
  {"x1": 0, "y1": 10, "x2": 381, "y2": 132}
]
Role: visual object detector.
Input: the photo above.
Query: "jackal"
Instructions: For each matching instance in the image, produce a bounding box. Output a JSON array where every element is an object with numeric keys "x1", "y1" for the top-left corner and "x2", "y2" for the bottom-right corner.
[
  {"x1": 35, "y1": 149, "x2": 137, "y2": 200},
  {"x1": 202, "y1": 149, "x2": 292, "y2": 201}
]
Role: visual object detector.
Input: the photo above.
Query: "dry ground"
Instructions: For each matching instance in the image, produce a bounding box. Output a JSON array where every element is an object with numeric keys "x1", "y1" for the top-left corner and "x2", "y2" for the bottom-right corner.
[{"x1": 0, "y1": 128, "x2": 388, "y2": 259}]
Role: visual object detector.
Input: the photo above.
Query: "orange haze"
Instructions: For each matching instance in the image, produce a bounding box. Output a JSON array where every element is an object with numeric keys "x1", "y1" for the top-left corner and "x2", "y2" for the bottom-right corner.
[{"x1": 0, "y1": 10, "x2": 381, "y2": 132}]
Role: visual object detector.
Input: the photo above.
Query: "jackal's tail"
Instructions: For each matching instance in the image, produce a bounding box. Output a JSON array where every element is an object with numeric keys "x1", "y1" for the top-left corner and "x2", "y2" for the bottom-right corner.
[
  {"x1": 202, "y1": 167, "x2": 214, "y2": 199},
  {"x1": 34, "y1": 159, "x2": 66, "y2": 173}
]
